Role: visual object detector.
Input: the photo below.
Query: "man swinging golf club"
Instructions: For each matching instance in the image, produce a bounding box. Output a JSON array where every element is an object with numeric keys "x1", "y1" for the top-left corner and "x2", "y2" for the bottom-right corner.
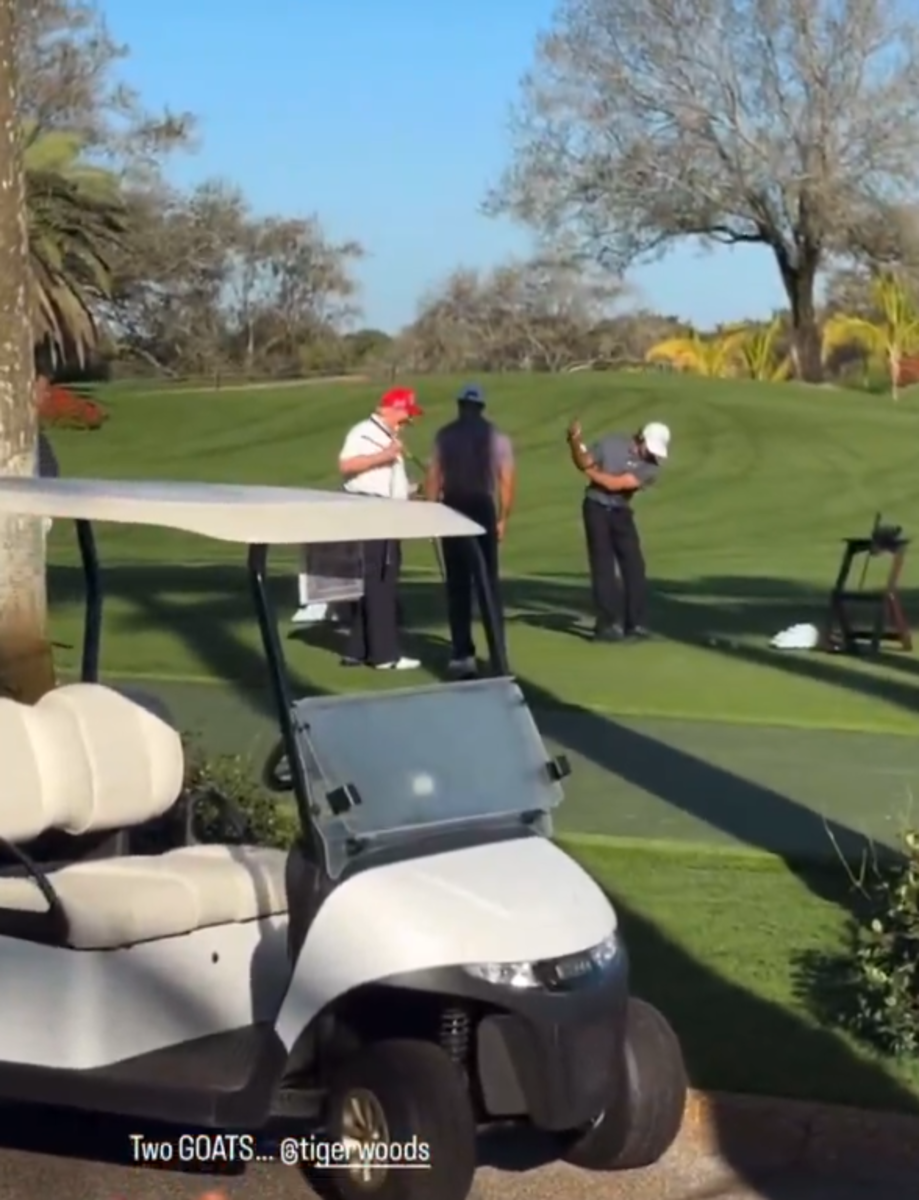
[{"x1": 567, "y1": 418, "x2": 670, "y2": 642}]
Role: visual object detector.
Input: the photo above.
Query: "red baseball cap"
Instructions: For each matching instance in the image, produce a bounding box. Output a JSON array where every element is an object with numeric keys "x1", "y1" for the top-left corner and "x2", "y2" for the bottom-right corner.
[{"x1": 379, "y1": 387, "x2": 423, "y2": 418}]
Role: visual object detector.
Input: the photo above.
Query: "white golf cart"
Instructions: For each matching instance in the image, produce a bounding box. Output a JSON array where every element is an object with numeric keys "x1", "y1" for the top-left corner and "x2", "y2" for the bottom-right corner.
[{"x1": 0, "y1": 477, "x2": 686, "y2": 1199}]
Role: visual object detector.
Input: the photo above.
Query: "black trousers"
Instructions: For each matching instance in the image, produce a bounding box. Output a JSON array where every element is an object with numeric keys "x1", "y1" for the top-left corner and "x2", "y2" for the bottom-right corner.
[
  {"x1": 345, "y1": 540, "x2": 402, "y2": 665},
  {"x1": 582, "y1": 498, "x2": 648, "y2": 630},
  {"x1": 441, "y1": 494, "x2": 502, "y2": 660}
]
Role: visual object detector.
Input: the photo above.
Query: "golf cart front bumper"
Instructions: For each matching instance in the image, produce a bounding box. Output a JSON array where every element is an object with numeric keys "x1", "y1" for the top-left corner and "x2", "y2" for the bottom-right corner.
[
  {"x1": 389, "y1": 945, "x2": 629, "y2": 1134},
  {"x1": 474, "y1": 948, "x2": 629, "y2": 1132}
]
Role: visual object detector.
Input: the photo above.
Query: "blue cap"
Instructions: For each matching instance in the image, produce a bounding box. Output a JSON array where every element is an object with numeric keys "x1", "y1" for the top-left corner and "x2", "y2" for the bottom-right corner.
[{"x1": 457, "y1": 384, "x2": 485, "y2": 405}]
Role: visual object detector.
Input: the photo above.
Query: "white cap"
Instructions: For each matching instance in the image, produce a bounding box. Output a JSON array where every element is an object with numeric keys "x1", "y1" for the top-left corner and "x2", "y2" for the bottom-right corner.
[{"x1": 641, "y1": 421, "x2": 670, "y2": 460}]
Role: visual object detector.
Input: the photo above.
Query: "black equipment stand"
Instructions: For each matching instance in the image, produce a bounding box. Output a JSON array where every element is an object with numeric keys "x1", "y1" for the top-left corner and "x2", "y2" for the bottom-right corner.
[{"x1": 822, "y1": 513, "x2": 912, "y2": 655}]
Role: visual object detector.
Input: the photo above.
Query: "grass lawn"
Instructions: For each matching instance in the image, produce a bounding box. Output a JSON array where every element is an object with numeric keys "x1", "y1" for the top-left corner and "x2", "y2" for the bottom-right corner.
[
  {"x1": 38, "y1": 370, "x2": 919, "y2": 1109},
  {"x1": 566, "y1": 836, "x2": 919, "y2": 1112},
  {"x1": 51, "y1": 370, "x2": 919, "y2": 731},
  {"x1": 45, "y1": 372, "x2": 919, "y2": 848}
]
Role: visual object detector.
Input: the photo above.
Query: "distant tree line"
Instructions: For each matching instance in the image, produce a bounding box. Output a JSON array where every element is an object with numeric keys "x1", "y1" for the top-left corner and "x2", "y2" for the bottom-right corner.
[{"x1": 8, "y1": 0, "x2": 919, "y2": 391}]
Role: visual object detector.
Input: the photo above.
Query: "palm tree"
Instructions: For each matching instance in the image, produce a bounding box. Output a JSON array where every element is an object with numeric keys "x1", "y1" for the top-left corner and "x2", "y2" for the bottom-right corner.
[
  {"x1": 644, "y1": 331, "x2": 738, "y2": 377},
  {"x1": 0, "y1": 114, "x2": 126, "y2": 702},
  {"x1": 0, "y1": 2, "x2": 56, "y2": 703},
  {"x1": 721, "y1": 317, "x2": 792, "y2": 382},
  {"x1": 23, "y1": 127, "x2": 127, "y2": 363},
  {"x1": 822, "y1": 272, "x2": 919, "y2": 401}
]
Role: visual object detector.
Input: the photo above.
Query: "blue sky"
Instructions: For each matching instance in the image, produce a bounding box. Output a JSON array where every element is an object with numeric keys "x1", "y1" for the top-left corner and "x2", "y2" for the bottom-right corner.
[{"x1": 103, "y1": 0, "x2": 786, "y2": 333}]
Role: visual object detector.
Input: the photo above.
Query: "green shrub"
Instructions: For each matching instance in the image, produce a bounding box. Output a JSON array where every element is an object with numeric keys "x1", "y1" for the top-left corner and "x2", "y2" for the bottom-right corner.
[
  {"x1": 182, "y1": 738, "x2": 298, "y2": 849},
  {"x1": 846, "y1": 831, "x2": 919, "y2": 1054},
  {"x1": 838, "y1": 367, "x2": 890, "y2": 395},
  {"x1": 796, "y1": 830, "x2": 919, "y2": 1056},
  {"x1": 134, "y1": 736, "x2": 298, "y2": 854}
]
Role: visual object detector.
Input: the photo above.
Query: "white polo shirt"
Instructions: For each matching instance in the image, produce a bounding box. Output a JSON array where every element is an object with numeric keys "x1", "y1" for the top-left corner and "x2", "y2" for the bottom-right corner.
[{"x1": 339, "y1": 415, "x2": 411, "y2": 500}]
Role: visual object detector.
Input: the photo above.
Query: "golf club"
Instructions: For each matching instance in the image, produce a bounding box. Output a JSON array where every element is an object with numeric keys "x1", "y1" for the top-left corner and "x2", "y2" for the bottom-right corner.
[{"x1": 405, "y1": 445, "x2": 446, "y2": 581}]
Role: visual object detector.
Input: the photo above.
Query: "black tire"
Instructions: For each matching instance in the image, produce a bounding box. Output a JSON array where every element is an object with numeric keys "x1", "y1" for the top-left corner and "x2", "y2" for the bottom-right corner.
[
  {"x1": 323, "y1": 1038, "x2": 477, "y2": 1200},
  {"x1": 563, "y1": 997, "x2": 687, "y2": 1172}
]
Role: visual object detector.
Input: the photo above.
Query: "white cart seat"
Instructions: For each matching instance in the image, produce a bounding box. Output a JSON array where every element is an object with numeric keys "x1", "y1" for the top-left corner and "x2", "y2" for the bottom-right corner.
[
  {"x1": 0, "y1": 845, "x2": 288, "y2": 949},
  {"x1": 0, "y1": 683, "x2": 290, "y2": 948}
]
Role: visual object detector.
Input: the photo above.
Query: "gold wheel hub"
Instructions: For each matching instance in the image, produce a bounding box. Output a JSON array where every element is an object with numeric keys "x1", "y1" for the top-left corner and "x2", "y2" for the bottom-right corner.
[{"x1": 339, "y1": 1087, "x2": 391, "y2": 1189}]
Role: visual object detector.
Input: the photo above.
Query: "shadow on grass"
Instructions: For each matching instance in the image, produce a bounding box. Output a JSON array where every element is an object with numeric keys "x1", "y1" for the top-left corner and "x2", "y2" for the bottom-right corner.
[
  {"x1": 503, "y1": 569, "x2": 919, "y2": 719},
  {"x1": 396, "y1": 575, "x2": 902, "y2": 879},
  {"x1": 48, "y1": 563, "x2": 905, "y2": 879},
  {"x1": 30, "y1": 558, "x2": 919, "y2": 1198},
  {"x1": 791, "y1": 936, "x2": 870, "y2": 1064},
  {"x1": 654, "y1": 575, "x2": 919, "y2": 722},
  {"x1": 52, "y1": 559, "x2": 919, "y2": 718},
  {"x1": 611, "y1": 884, "x2": 915, "y2": 1115}
]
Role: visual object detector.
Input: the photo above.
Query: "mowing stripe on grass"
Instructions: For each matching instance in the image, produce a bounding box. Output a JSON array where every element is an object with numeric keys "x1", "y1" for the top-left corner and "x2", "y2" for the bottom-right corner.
[
  {"x1": 556, "y1": 831, "x2": 870, "y2": 872},
  {"x1": 558, "y1": 831, "x2": 790, "y2": 865},
  {"x1": 57, "y1": 663, "x2": 916, "y2": 737},
  {"x1": 48, "y1": 372, "x2": 919, "y2": 744}
]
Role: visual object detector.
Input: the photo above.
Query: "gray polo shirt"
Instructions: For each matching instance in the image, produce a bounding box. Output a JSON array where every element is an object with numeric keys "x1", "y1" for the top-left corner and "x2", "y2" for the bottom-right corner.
[{"x1": 585, "y1": 434, "x2": 658, "y2": 509}]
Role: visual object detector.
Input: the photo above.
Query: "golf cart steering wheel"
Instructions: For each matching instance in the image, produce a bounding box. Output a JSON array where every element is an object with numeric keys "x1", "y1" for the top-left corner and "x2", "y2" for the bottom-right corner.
[{"x1": 262, "y1": 739, "x2": 292, "y2": 793}]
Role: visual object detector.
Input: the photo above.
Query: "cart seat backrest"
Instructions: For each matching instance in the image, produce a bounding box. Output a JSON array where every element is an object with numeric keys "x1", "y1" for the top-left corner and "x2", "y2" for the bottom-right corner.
[{"x1": 0, "y1": 683, "x2": 184, "y2": 844}]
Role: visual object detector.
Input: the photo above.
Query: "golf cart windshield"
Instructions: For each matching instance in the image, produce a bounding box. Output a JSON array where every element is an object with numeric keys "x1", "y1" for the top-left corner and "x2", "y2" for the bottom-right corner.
[
  {"x1": 293, "y1": 679, "x2": 563, "y2": 877},
  {"x1": 0, "y1": 477, "x2": 513, "y2": 868}
]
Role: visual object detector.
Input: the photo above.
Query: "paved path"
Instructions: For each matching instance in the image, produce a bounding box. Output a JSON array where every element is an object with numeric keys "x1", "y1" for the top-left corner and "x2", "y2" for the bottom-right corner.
[
  {"x1": 0, "y1": 1125, "x2": 908, "y2": 1200},
  {"x1": 0, "y1": 1104, "x2": 909, "y2": 1200}
]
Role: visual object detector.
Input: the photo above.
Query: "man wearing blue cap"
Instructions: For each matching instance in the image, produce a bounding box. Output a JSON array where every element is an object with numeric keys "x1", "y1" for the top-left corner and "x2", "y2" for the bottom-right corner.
[{"x1": 425, "y1": 385, "x2": 516, "y2": 677}]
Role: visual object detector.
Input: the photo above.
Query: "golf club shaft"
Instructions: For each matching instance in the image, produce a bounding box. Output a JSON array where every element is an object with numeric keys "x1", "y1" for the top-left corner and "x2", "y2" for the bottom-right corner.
[
  {"x1": 432, "y1": 536, "x2": 445, "y2": 581},
  {"x1": 401, "y1": 446, "x2": 446, "y2": 580}
]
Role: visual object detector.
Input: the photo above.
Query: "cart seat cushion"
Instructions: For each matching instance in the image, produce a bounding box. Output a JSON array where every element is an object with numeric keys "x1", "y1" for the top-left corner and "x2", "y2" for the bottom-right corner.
[
  {"x1": 0, "y1": 683, "x2": 184, "y2": 845},
  {"x1": 0, "y1": 845, "x2": 288, "y2": 949}
]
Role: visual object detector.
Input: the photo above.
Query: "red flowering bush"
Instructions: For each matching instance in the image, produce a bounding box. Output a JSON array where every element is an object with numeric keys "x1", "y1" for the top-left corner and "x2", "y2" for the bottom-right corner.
[
  {"x1": 38, "y1": 385, "x2": 108, "y2": 431},
  {"x1": 894, "y1": 357, "x2": 919, "y2": 388}
]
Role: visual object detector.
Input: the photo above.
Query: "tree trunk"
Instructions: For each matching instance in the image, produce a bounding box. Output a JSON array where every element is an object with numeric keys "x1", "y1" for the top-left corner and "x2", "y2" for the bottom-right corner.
[
  {"x1": 775, "y1": 248, "x2": 823, "y2": 383},
  {"x1": 245, "y1": 317, "x2": 255, "y2": 378},
  {"x1": 0, "y1": 0, "x2": 54, "y2": 704},
  {"x1": 889, "y1": 349, "x2": 900, "y2": 402}
]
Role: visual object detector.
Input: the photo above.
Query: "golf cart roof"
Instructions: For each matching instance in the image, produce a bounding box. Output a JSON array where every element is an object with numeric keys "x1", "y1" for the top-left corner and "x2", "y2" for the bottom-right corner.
[{"x1": 0, "y1": 477, "x2": 484, "y2": 545}]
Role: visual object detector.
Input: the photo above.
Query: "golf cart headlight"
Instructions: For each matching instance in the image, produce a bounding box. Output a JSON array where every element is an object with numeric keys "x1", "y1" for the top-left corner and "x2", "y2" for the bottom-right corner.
[
  {"x1": 461, "y1": 933, "x2": 618, "y2": 990},
  {"x1": 589, "y1": 931, "x2": 619, "y2": 967},
  {"x1": 462, "y1": 961, "x2": 541, "y2": 989}
]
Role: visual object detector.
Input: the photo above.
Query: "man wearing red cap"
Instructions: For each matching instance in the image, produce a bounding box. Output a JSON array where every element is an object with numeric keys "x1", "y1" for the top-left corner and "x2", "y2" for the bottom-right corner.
[{"x1": 337, "y1": 388, "x2": 423, "y2": 669}]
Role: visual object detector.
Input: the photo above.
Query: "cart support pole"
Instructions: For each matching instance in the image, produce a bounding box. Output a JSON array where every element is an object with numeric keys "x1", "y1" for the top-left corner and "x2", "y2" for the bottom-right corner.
[
  {"x1": 471, "y1": 537, "x2": 509, "y2": 676},
  {"x1": 75, "y1": 518, "x2": 102, "y2": 683},
  {"x1": 432, "y1": 537, "x2": 445, "y2": 581},
  {"x1": 247, "y1": 544, "x2": 317, "y2": 839}
]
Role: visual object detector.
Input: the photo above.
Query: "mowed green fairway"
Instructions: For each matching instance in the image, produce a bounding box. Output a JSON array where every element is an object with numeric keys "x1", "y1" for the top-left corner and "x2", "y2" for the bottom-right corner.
[
  {"x1": 40, "y1": 372, "x2": 919, "y2": 1108},
  {"x1": 45, "y1": 371, "x2": 919, "y2": 851}
]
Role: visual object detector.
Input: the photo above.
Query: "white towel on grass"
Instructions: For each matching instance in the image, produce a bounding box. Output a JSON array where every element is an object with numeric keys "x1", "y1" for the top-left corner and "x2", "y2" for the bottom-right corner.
[{"x1": 769, "y1": 623, "x2": 819, "y2": 651}]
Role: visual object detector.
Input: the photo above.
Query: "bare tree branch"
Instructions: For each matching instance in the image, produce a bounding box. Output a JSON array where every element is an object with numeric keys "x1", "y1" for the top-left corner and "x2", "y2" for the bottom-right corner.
[
  {"x1": 15, "y1": 0, "x2": 194, "y2": 172},
  {"x1": 403, "y1": 255, "x2": 631, "y2": 372},
  {"x1": 106, "y1": 182, "x2": 364, "y2": 378},
  {"x1": 487, "y1": 0, "x2": 919, "y2": 380}
]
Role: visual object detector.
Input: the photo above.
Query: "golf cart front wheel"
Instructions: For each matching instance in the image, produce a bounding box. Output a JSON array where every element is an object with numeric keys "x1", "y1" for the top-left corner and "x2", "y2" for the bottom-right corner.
[
  {"x1": 323, "y1": 1038, "x2": 476, "y2": 1200},
  {"x1": 562, "y1": 997, "x2": 687, "y2": 1172}
]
